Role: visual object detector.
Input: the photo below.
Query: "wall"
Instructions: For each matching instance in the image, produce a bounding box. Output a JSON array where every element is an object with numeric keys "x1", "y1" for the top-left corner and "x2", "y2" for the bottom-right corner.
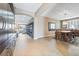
[
  {"x1": 44, "y1": 17, "x2": 61, "y2": 37},
  {"x1": 34, "y1": 16, "x2": 45, "y2": 39},
  {"x1": 0, "y1": 3, "x2": 11, "y2": 12},
  {"x1": 34, "y1": 16, "x2": 61, "y2": 39}
]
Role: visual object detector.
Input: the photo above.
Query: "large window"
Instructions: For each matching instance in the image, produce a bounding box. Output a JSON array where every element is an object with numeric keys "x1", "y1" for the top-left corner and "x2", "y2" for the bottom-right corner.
[
  {"x1": 0, "y1": 22, "x2": 3, "y2": 29},
  {"x1": 62, "y1": 19, "x2": 79, "y2": 29},
  {"x1": 17, "y1": 24, "x2": 26, "y2": 33},
  {"x1": 48, "y1": 22, "x2": 56, "y2": 31},
  {"x1": 5, "y1": 23, "x2": 12, "y2": 30}
]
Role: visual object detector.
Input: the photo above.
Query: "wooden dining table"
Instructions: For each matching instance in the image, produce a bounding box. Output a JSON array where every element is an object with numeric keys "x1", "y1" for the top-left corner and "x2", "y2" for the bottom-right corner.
[
  {"x1": 61, "y1": 31, "x2": 72, "y2": 42},
  {"x1": 55, "y1": 30, "x2": 73, "y2": 42}
]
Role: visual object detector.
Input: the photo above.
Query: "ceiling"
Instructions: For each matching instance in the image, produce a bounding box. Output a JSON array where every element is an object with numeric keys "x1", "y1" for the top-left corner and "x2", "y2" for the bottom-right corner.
[
  {"x1": 15, "y1": 15, "x2": 33, "y2": 24},
  {"x1": 13, "y1": 3, "x2": 42, "y2": 16},
  {"x1": 13, "y1": 3, "x2": 79, "y2": 20},
  {"x1": 13, "y1": 3, "x2": 43, "y2": 24},
  {"x1": 42, "y1": 3, "x2": 79, "y2": 20}
]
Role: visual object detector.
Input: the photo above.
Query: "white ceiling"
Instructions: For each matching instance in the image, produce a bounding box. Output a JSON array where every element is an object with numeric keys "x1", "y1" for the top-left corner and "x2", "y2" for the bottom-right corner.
[
  {"x1": 42, "y1": 3, "x2": 79, "y2": 20},
  {"x1": 14, "y1": 3, "x2": 42, "y2": 24},
  {"x1": 13, "y1": 3, "x2": 79, "y2": 20},
  {"x1": 15, "y1": 15, "x2": 33, "y2": 24},
  {"x1": 13, "y1": 3, "x2": 42, "y2": 16}
]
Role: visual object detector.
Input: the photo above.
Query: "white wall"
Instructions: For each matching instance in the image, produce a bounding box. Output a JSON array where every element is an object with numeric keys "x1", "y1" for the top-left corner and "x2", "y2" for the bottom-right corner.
[
  {"x1": 34, "y1": 16, "x2": 61, "y2": 39},
  {"x1": 34, "y1": 16, "x2": 45, "y2": 39}
]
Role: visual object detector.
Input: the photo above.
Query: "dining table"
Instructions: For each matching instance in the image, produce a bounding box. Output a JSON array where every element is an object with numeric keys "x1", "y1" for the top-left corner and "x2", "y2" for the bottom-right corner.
[{"x1": 55, "y1": 30, "x2": 73, "y2": 42}]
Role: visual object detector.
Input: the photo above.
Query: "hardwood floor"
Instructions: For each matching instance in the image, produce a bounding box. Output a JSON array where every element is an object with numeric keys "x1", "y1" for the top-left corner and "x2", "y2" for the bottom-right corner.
[
  {"x1": 56, "y1": 40, "x2": 70, "y2": 55},
  {"x1": 13, "y1": 33, "x2": 62, "y2": 56},
  {"x1": 13, "y1": 33, "x2": 79, "y2": 56},
  {"x1": 1, "y1": 33, "x2": 79, "y2": 56}
]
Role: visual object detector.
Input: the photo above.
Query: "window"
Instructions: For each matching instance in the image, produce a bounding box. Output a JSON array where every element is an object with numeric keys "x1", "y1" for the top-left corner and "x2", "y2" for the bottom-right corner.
[
  {"x1": 5, "y1": 23, "x2": 12, "y2": 30},
  {"x1": 48, "y1": 22, "x2": 56, "y2": 31},
  {"x1": 62, "y1": 19, "x2": 79, "y2": 29},
  {"x1": 0, "y1": 22, "x2": 3, "y2": 29},
  {"x1": 50, "y1": 24, "x2": 55, "y2": 29}
]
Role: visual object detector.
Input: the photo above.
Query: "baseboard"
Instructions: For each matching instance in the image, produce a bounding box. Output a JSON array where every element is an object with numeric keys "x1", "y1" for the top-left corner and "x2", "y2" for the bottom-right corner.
[{"x1": 34, "y1": 36, "x2": 54, "y2": 40}]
